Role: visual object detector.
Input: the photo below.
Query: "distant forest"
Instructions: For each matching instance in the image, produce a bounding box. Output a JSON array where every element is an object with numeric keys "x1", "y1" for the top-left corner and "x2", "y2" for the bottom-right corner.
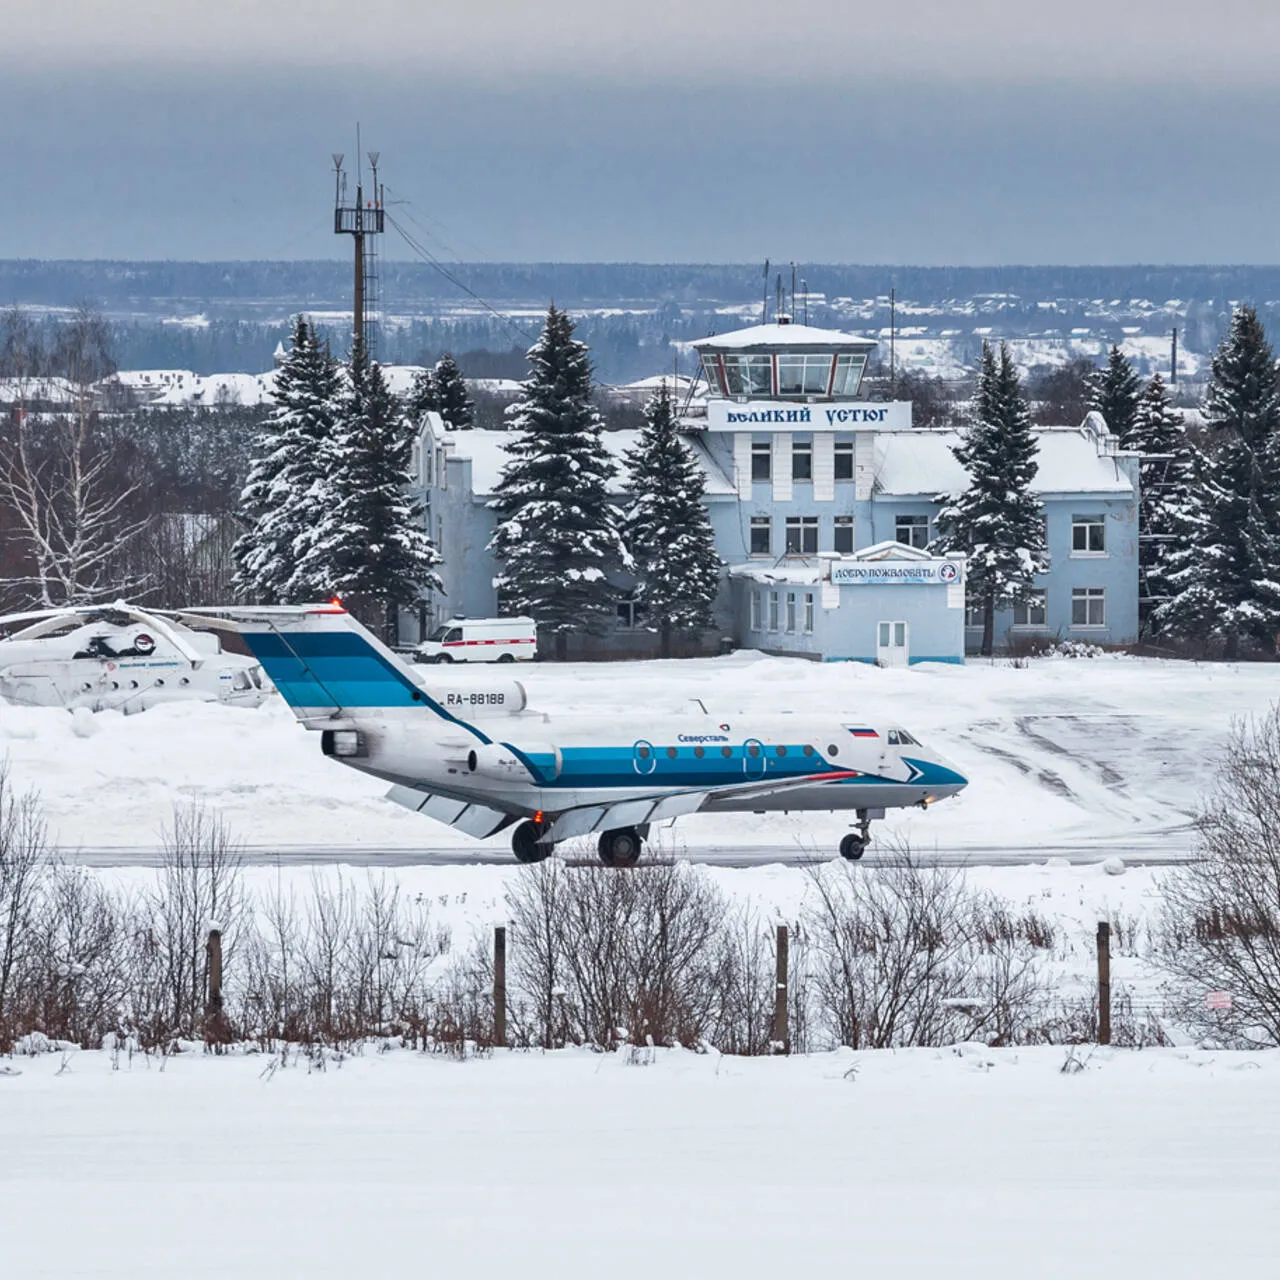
[{"x1": 3, "y1": 260, "x2": 1278, "y2": 381}]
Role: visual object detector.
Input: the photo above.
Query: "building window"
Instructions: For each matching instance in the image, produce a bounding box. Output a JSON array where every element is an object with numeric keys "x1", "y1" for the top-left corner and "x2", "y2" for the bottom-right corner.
[
  {"x1": 751, "y1": 441, "x2": 771, "y2": 481},
  {"x1": 776, "y1": 354, "x2": 834, "y2": 397},
  {"x1": 785, "y1": 516, "x2": 819, "y2": 555},
  {"x1": 749, "y1": 591, "x2": 762, "y2": 631},
  {"x1": 750, "y1": 516, "x2": 771, "y2": 556},
  {"x1": 768, "y1": 592, "x2": 780, "y2": 632},
  {"x1": 834, "y1": 441, "x2": 855, "y2": 480},
  {"x1": 722, "y1": 354, "x2": 773, "y2": 397},
  {"x1": 701, "y1": 354, "x2": 723, "y2": 395},
  {"x1": 803, "y1": 592, "x2": 815, "y2": 634},
  {"x1": 1013, "y1": 590, "x2": 1048, "y2": 627},
  {"x1": 792, "y1": 440, "x2": 813, "y2": 481},
  {"x1": 785, "y1": 592, "x2": 797, "y2": 633},
  {"x1": 895, "y1": 514, "x2": 930, "y2": 550},
  {"x1": 1071, "y1": 587, "x2": 1106, "y2": 628},
  {"x1": 1071, "y1": 515, "x2": 1106, "y2": 555},
  {"x1": 617, "y1": 593, "x2": 648, "y2": 631},
  {"x1": 834, "y1": 516, "x2": 855, "y2": 554},
  {"x1": 832, "y1": 353, "x2": 868, "y2": 396}
]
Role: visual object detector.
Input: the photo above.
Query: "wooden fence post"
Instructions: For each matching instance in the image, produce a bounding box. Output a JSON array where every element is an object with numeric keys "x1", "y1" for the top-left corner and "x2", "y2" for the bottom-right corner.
[
  {"x1": 493, "y1": 926, "x2": 507, "y2": 1049},
  {"x1": 772, "y1": 925, "x2": 790, "y2": 1054},
  {"x1": 1096, "y1": 921, "x2": 1111, "y2": 1046},
  {"x1": 205, "y1": 927, "x2": 224, "y2": 1047}
]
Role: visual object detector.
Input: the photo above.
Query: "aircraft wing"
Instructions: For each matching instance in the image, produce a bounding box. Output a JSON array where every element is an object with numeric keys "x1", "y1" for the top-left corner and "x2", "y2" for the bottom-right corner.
[
  {"x1": 542, "y1": 768, "x2": 860, "y2": 843},
  {"x1": 385, "y1": 784, "x2": 518, "y2": 839}
]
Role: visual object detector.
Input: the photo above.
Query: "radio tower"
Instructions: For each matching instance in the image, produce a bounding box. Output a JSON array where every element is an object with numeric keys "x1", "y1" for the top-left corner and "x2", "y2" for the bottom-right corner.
[{"x1": 332, "y1": 138, "x2": 385, "y2": 357}]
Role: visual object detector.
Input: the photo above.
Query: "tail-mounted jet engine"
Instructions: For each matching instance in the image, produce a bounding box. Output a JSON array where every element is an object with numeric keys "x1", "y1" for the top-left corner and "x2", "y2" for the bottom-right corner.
[{"x1": 466, "y1": 742, "x2": 561, "y2": 781}]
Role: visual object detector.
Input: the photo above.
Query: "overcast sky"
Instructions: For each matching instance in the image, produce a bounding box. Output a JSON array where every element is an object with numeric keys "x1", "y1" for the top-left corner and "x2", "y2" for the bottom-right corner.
[{"x1": 3, "y1": 1, "x2": 1280, "y2": 262}]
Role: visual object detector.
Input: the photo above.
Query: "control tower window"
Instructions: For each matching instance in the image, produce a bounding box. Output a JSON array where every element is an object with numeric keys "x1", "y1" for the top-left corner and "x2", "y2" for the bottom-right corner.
[
  {"x1": 722, "y1": 354, "x2": 773, "y2": 397},
  {"x1": 777, "y1": 354, "x2": 834, "y2": 397},
  {"x1": 701, "y1": 354, "x2": 724, "y2": 396},
  {"x1": 832, "y1": 353, "x2": 868, "y2": 396}
]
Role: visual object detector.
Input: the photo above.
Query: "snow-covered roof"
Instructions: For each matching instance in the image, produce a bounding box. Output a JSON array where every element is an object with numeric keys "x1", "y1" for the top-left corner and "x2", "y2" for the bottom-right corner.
[
  {"x1": 438, "y1": 428, "x2": 737, "y2": 499},
  {"x1": 873, "y1": 427, "x2": 1134, "y2": 497},
  {"x1": 727, "y1": 563, "x2": 823, "y2": 584},
  {"x1": 693, "y1": 322, "x2": 878, "y2": 352}
]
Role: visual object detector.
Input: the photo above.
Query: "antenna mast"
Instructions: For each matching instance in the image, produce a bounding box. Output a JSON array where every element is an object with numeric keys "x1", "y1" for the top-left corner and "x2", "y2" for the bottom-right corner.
[{"x1": 333, "y1": 133, "x2": 386, "y2": 357}]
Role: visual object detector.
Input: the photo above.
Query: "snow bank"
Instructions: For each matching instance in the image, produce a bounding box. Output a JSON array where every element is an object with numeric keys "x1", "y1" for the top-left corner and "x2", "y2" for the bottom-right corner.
[{"x1": 2, "y1": 1043, "x2": 1277, "y2": 1279}]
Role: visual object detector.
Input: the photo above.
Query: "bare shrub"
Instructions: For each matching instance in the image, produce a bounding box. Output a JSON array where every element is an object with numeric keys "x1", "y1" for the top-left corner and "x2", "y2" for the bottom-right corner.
[
  {"x1": 140, "y1": 805, "x2": 244, "y2": 1043},
  {"x1": 505, "y1": 860, "x2": 731, "y2": 1051},
  {"x1": 1157, "y1": 709, "x2": 1280, "y2": 1045},
  {"x1": 0, "y1": 768, "x2": 49, "y2": 1049},
  {"x1": 801, "y1": 856, "x2": 1053, "y2": 1049}
]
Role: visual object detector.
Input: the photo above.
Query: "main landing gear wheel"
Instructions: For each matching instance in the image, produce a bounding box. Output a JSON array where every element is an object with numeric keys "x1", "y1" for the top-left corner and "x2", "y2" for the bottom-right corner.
[
  {"x1": 839, "y1": 810, "x2": 873, "y2": 862},
  {"x1": 597, "y1": 826, "x2": 643, "y2": 867},
  {"x1": 839, "y1": 833, "x2": 867, "y2": 862},
  {"x1": 512, "y1": 819, "x2": 552, "y2": 864}
]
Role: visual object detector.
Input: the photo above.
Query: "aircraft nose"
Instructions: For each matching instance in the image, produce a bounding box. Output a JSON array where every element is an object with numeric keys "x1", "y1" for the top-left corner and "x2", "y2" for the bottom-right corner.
[{"x1": 914, "y1": 750, "x2": 968, "y2": 794}]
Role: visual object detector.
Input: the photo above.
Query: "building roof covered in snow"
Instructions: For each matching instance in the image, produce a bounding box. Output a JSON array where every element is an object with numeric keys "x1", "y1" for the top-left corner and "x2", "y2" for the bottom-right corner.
[
  {"x1": 436, "y1": 428, "x2": 737, "y2": 499},
  {"x1": 873, "y1": 422, "x2": 1135, "y2": 498},
  {"x1": 692, "y1": 321, "x2": 878, "y2": 352}
]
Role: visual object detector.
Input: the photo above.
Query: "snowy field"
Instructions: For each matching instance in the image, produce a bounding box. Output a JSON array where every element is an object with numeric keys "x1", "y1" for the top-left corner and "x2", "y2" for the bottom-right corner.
[
  {"x1": 5, "y1": 653, "x2": 1280, "y2": 1277},
  {"x1": 3, "y1": 1042, "x2": 1278, "y2": 1279},
  {"x1": 0, "y1": 649, "x2": 1274, "y2": 858}
]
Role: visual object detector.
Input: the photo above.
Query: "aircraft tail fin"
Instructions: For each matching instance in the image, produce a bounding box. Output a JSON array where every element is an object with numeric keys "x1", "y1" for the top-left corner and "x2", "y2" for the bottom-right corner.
[{"x1": 177, "y1": 604, "x2": 488, "y2": 737}]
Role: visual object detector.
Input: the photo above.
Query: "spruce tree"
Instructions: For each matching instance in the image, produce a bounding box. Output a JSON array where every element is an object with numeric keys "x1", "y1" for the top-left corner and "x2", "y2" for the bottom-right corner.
[
  {"x1": 406, "y1": 363, "x2": 439, "y2": 423},
  {"x1": 1128, "y1": 373, "x2": 1195, "y2": 624},
  {"x1": 432, "y1": 352, "x2": 474, "y2": 430},
  {"x1": 488, "y1": 304, "x2": 629, "y2": 659},
  {"x1": 296, "y1": 338, "x2": 441, "y2": 640},
  {"x1": 934, "y1": 341, "x2": 1048, "y2": 657},
  {"x1": 623, "y1": 381, "x2": 722, "y2": 657},
  {"x1": 1090, "y1": 344, "x2": 1143, "y2": 440},
  {"x1": 1157, "y1": 306, "x2": 1280, "y2": 657},
  {"x1": 233, "y1": 316, "x2": 340, "y2": 602}
]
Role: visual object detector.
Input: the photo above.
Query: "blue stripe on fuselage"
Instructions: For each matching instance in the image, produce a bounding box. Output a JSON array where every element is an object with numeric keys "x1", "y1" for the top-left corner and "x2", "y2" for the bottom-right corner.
[{"x1": 505, "y1": 742, "x2": 898, "y2": 790}]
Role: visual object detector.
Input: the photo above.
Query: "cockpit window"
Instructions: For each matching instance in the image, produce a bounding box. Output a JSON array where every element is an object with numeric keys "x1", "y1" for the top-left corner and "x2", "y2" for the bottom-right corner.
[{"x1": 890, "y1": 729, "x2": 920, "y2": 746}]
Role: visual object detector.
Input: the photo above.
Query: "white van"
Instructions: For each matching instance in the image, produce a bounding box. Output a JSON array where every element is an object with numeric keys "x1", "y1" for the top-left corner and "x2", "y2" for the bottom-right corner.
[{"x1": 415, "y1": 616, "x2": 538, "y2": 664}]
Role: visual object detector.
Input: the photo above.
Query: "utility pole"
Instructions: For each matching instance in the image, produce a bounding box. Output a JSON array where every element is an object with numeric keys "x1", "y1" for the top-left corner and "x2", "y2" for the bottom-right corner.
[
  {"x1": 333, "y1": 137, "x2": 385, "y2": 356},
  {"x1": 889, "y1": 286, "x2": 897, "y2": 394}
]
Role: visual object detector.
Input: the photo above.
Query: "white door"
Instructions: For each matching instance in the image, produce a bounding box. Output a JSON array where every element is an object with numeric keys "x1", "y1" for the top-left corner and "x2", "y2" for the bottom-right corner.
[{"x1": 876, "y1": 620, "x2": 909, "y2": 667}]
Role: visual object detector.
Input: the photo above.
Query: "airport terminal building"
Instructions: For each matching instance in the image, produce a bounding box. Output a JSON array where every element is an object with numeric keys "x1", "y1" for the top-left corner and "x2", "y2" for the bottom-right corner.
[{"x1": 413, "y1": 320, "x2": 1140, "y2": 663}]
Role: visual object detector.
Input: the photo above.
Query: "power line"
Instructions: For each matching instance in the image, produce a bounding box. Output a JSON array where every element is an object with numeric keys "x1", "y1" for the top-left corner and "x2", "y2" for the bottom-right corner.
[{"x1": 384, "y1": 210, "x2": 537, "y2": 347}]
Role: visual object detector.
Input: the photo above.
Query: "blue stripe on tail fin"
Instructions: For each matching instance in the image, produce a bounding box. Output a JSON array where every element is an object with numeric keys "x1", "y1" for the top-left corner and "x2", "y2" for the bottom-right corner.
[{"x1": 233, "y1": 609, "x2": 491, "y2": 742}]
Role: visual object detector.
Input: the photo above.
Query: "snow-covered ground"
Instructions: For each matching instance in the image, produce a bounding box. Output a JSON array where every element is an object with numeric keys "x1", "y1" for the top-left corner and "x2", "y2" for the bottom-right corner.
[
  {"x1": 1, "y1": 650, "x2": 1272, "y2": 857},
  {"x1": 3, "y1": 1041, "x2": 1278, "y2": 1278}
]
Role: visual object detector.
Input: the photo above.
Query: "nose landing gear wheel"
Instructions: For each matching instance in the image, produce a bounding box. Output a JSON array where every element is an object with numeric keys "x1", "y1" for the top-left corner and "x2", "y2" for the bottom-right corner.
[
  {"x1": 598, "y1": 826, "x2": 643, "y2": 867},
  {"x1": 839, "y1": 832, "x2": 867, "y2": 861},
  {"x1": 512, "y1": 819, "x2": 552, "y2": 864}
]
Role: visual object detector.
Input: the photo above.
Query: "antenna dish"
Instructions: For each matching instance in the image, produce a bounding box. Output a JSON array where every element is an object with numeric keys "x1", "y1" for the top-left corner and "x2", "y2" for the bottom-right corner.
[{"x1": 332, "y1": 153, "x2": 344, "y2": 171}]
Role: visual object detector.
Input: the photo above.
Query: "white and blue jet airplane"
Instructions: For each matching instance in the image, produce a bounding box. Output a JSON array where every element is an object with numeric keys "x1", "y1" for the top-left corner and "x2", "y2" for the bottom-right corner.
[{"x1": 183, "y1": 603, "x2": 968, "y2": 865}]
